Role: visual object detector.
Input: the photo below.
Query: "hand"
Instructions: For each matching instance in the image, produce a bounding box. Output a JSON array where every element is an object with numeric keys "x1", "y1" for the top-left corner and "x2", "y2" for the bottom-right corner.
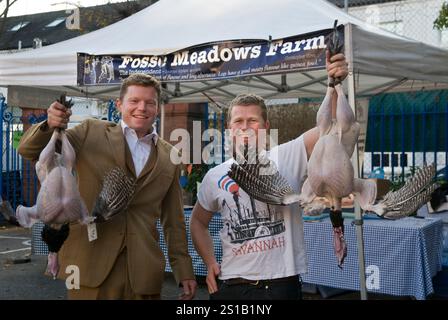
[
  {"x1": 206, "y1": 262, "x2": 221, "y2": 294},
  {"x1": 326, "y1": 50, "x2": 348, "y2": 81},
  {"x1": 47, "y1": 100, "x2": 72, "y2": 130},
  {"x1": 179, "y1": 279, "x2": 197, "y2": 300}
]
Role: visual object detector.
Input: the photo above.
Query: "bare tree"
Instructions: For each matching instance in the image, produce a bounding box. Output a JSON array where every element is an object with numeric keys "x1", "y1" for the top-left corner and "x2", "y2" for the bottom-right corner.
[
  {"x1": 79, "y1": 0, "x2": 155, "y2": 33},
  {"x1": 0, "y1": 0, "x2": 20, "y2": 36}
]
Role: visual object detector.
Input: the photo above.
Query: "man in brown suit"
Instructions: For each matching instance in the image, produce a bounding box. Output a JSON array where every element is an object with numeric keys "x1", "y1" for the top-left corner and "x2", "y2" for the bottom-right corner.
[{"x1": 18, "y1": 74, "x2": 197, "y2": 300}]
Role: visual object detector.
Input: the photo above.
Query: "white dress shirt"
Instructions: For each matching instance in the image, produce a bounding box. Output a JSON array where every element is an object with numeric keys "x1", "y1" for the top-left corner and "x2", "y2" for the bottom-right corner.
[{"x1": 120, "y1": 121, "x2": 158, "y2": 177}]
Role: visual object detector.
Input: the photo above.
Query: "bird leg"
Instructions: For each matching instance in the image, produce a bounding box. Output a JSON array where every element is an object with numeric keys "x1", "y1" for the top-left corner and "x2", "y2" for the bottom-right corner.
[
  {"x1": 41, "y1": 223, "x2": 70, "y2": 279},
  {"x1": 15, "y1": 205, "x2": 39, "y2": 228},
  {"x1": 45, "y1": 252, "x2": 59, "y2": 280},
  {"x1": 316, "y1": 86, "x2": 335, "y2": 137},
  {"x1": 329, "y1": 201, "x2": 347, "y2": 268},
  {"x1": 60, "y1": 130, "x2": 76, "y2": 172},
  {"x1": 335, "y1": 84, "x2": 355, "y2": 145},
  {"x1": 36, "y1": 129, "x2": 60, "y2": 181}
]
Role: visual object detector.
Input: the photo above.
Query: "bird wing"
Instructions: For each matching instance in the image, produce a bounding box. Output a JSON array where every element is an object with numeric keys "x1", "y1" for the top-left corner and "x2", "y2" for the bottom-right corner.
[
  {"x1": 93, "y1": 167, "x2": 136, "y2": 221},
  {"x1": 382, "y1": 163, "x2": 435, "y2": 205},
  {"x1": 369, "y1": 164, "x2": 438, "y2": 219},
  {"x1": 228, "y1": 152, "x2": 299, "y2": 206},
  {"x1": 382, "y1": 183, "x2": 438, "y2": 219}
]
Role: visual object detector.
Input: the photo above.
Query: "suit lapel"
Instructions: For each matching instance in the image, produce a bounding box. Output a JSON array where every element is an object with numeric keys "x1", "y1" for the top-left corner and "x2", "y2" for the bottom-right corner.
[
  {"x1": 124, "y1": 143, "x2": 137, "y2": 178},
  {"x1": 137, "y1": 141, "x2": 168, "y2": 188},
  {"x1": 137, "y1": 140, "x2": 157, "y2": 179},
  {"x1": 105, "y1": 125, "x2": 136, "y2": 175}
]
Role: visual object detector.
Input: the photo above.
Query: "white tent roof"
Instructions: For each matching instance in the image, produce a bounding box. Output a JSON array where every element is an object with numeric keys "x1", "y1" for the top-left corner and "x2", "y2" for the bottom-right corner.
[{"x1": 1, "y1": 0, "x2": 447, "y2": 102}]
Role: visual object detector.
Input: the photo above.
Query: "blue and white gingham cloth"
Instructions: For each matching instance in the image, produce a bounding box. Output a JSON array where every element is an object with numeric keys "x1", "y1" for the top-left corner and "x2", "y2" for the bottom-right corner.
[
  {"x1": 31, "y1": 222, "x2": 47, "y2": 255},
  {"x1": 32, "y1": 209, "x2": 225, "y2": 274},
  {"x1": 158, "y1": 211, "x2": 443, "y2": 300},
  {"x1": 158, "y1": 209, "x2": 223, "y2": 276},
  {"x1": 32, "y1": 210, "x2": 444, "y2": 300},
  {"x1": 301, "y1": 216, "x2": 443, "y2": 300}
]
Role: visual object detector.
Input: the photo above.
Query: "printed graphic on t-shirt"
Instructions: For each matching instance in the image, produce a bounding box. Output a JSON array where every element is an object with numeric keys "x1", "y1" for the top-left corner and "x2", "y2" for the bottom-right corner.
[{"x1": 218, "y1": 174, "x2": 285, "y2": 245}]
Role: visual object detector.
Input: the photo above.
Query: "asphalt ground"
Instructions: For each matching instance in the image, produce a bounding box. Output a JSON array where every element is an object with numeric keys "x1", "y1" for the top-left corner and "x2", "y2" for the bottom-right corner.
[{"x1": 0, "y1": 224, "x2": 211, "y2": 300}]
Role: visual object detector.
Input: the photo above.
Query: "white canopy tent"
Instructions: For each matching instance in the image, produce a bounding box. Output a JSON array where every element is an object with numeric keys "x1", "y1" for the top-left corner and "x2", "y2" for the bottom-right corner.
[
  {"x1": 1, "y1": 0, "x2": 447, "y2": 300},
  {"x1": 0, "y1": 0, "x2": 447, "y2": 102}
]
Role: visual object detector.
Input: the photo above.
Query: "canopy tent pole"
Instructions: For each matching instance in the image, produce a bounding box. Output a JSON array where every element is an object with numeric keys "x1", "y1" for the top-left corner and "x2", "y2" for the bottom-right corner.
[
  {"x1": 160, "y1": 102, "x2": 165, "y2": 139},
  {"x1": 345, "y1": 23, "x2": 368, "y2": 300}
]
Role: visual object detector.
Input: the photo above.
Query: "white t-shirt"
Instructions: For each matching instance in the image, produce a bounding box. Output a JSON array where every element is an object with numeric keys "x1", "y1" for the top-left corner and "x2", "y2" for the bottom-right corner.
[{"x1": 197, "y1": 135, "x2": 309, "y2": 280}]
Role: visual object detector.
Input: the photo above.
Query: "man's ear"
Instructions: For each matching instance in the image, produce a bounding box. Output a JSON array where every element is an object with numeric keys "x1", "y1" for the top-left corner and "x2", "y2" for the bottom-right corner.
[
  {"x1": 116, "y1": 98, "x2": 122, "y2": 112},
  {"x1": 265, "y1": 120, "x2": 270, "y2": 130}
]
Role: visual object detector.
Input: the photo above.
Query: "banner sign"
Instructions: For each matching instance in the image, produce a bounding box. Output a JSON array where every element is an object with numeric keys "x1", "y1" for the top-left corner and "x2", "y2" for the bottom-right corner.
[{"x1": 77, "y1": 26, "x2": 343, "y2": 85}]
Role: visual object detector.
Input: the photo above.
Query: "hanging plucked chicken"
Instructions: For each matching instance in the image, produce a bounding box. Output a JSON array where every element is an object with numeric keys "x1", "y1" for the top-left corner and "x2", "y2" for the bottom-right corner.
[
  {"x1": 15, "y1": 94, "x2": 91, "y2": 278},
  {"x1": 16, "y1": 95, "x2": 90, "y2": 228},
  {"x1": 298, "y1": 22, "x2": 438, "y2": 267},
  {"x1": 298, "y1": 21, "x2": 377, "y2": 267},
  {"x1": 14, "y1": 95, "x2": 137, "y2": 279},
  {"x1": 228, "y1": 21, "x2": 438, "y2": 269}
]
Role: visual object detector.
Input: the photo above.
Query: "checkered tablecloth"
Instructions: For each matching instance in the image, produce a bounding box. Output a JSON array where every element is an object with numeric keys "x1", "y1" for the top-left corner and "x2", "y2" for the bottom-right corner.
[
  {"x1": 158, "y1": 211, "x2": 444, "y2": 300},
  {"x1": 301, "y1": 216, "x2": 443, "y2": 300},
  {"x1": 31, "y1": 222, "x2": 47, "y2": 255},
  {"x1": 32, "y1": 210, "x2": 444, "y2": 300},
  {"x1": 157, "y1": 209, "x2": 224, "y2": 276},
  {"x1": 32, "y1": 209, "x2": 225, "y2": 273}
]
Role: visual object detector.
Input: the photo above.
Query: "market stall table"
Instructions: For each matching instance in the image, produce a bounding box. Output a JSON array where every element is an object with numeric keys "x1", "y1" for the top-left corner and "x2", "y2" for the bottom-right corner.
[
  {"x1": 158, "y1": 209, "x2": 443, "y2": 300},
  {"x1": 31, "y1": 209, "x2": 444, "y2": 299},
  {"x1": 300, "y1": 215, "x2": 443, "y2": 299}
]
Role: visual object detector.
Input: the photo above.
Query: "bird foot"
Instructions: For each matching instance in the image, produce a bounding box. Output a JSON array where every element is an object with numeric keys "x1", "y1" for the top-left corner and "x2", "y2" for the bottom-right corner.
[
  {"x1": 333, "y1": 227, "x2": 347, "y2": 268},
  {"x1": 330, "y1": 210, "x2": 347, "y2": 267},
  {"x1": 45, "y1": 252, "x2": 59, "y2": 280}
]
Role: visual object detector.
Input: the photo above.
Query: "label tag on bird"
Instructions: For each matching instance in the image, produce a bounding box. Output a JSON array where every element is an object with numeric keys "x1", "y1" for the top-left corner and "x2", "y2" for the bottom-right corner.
[{"x1": 87, "y1": 222, "x2": 98, "y2": 242}]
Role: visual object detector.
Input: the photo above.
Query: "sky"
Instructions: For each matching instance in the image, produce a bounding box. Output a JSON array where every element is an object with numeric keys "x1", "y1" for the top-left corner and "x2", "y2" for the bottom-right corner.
[{"x1": 2, "y1": 0, "x2": 129, "y2": 17}]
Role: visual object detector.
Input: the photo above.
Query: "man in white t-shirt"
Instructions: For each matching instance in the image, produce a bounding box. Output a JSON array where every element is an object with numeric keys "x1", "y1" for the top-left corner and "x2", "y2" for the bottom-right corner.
[{"x1": 190, "y1": 52, "x2": 348, "y2": 300}]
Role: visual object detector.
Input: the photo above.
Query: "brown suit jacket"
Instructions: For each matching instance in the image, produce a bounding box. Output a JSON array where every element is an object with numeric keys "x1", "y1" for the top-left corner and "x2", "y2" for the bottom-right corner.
[{"x1": 18, "y1": 119, "x2": 194, "y2": 294}]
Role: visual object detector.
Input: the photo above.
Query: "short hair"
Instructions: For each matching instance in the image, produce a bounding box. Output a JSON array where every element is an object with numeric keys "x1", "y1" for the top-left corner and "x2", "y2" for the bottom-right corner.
[
  {"x1": 119, "y1": 73, "x2": 162, "y2": 105},
  {"x1": 227, "y1": 93, "x2": 268, "y2": 124}
]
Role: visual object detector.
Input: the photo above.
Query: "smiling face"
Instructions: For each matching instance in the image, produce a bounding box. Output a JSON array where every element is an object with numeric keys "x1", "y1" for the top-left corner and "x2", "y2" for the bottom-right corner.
[
  {"x1": 116, "y1": 85, "x2": 159, "y2": 138},
  {"x1": 228, "y1": 104, "x2": 270, "y2": 152}
]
